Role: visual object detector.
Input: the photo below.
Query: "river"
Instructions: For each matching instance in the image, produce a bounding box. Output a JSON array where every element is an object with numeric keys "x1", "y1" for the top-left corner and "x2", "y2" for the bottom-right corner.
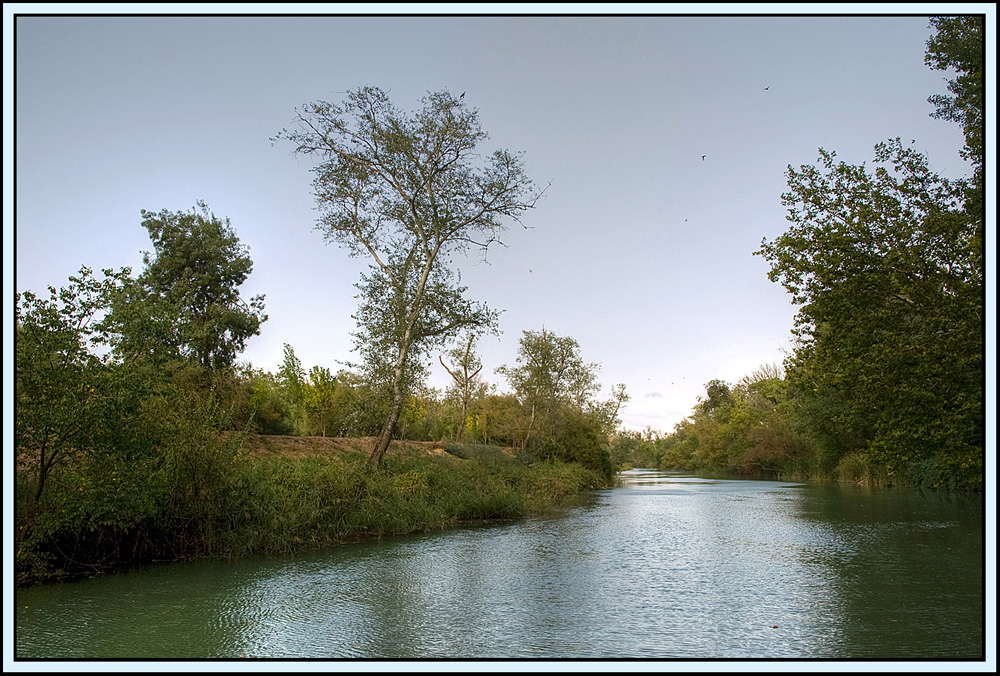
[{"x1": 14, "y1": 469, "x2": 985, "y2": 662}]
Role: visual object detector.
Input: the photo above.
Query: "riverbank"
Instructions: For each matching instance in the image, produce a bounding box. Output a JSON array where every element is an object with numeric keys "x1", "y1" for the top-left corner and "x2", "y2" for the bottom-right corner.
[{"x1": 15, "y1": 435, "x2": 608, "y2": 587}]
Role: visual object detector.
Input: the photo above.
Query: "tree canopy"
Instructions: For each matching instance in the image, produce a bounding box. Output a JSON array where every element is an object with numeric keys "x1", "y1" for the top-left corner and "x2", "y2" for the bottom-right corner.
[
  {"x1": 925, "y1": 15, "x2": 984, "y2": 175},
  {"x1": 105, "y1": 202, "x2": 267, "y2": 372}
]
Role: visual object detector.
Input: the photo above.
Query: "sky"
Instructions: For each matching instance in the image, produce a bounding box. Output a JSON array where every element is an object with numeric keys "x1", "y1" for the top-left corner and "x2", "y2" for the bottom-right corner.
[{"x1": 6, "y1": 5, "x2": 992, "y2": 434}]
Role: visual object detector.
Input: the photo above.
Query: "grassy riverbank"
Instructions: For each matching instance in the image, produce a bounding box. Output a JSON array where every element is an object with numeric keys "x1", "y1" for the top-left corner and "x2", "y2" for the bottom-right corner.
[{"x1": 15, "y1": 436, "x2": 608, "y2": 587}]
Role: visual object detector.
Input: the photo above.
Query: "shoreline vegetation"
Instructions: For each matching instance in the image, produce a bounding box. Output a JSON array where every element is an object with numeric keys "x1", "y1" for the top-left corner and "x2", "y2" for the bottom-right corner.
[
  {"x1": 16, "y1": 427, "x2": 980, "y2": 590},
  {"x1": 15, "y1": 435, "x2": 609, "y2": 588}
]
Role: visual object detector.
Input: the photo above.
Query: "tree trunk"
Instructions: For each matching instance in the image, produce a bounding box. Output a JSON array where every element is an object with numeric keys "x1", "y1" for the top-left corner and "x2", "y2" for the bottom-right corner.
[
  {"x1": 369, "y1": 393, "x2": 405, "y2": 468},
  {"x1": 456, "y1": 400, "x2": 467, "y2": 443},
  {"x1": 368, "y1": 250, "x2": 434, "y2": 468},
  {"x1": 522, "y1": 401, "x2": 536, "y2": 450}
]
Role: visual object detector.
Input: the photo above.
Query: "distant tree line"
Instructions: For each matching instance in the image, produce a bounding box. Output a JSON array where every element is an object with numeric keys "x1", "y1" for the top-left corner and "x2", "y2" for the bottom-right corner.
[{"x1": 226, "y1": 328, "x2": 626, "y2": 482}]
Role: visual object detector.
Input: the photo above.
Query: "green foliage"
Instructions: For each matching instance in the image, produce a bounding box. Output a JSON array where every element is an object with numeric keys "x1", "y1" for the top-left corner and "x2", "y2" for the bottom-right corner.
[
  {"x1": 277, "y1": 343, "x2": 307, "y2": 432},
  {"x1": 756, "y1": 137, "x2": 981, "y2": 483},
  {"x1": 925, "y1": 16, "x2": 984, "y2": 175},
  {"x1": 652, "y1": 368, "x2": 829, "y2": 480},
  {"x1": 655, "y1": 419, "x2": 698, "y2": 470},
  {"x1": 589, "y1": 382, "x2": 630, "y2": 437},
  {"x1": 15, "y1": 266, "x2": 137, "y2": 504},
  {"x1": 240, "y1": 366, "x2": 297, "y2": 435},
  {"x1": 497, "y1": 328, "x2": 601, "y2": 422},
  {"x1": 497, "y1": 328, "x2": 603, "y2": 448},
  {"x1": 608, "y1": 430, "x2": 644, "y2": 469},
  {"x1": 332, "y1": 371, "x2": 391, "y2": 437},
  {"x1": 352, "y1": 263, "x2": 497, "y2": 392},
  {"x1": 738, "y1": 18, "x2": 983, "y2": 491},
  {"x1": 696, "y1": 379, "x2": 734, "y2": 422},
  {"x1": 439, "y1": 334, "x2": 487, "y2": 442},
  {"x1": 727, "y1": 369, "x2": 813, "y2": 476},
  {"x1": 532, "y1": 406, "x2": 615, "y2": 485},
  {"x1": 834, "y1": 452, "x2": 891, "y2": 487},
  {"x1": 15, "y1": 207, "x2": 278, "y2": 584},
  {"x1": 303, "y1": 365, "x2": 338, "y2": 436},
  {"x1": 493, "y1": 328, "x2": 618, "y2": 485},
  {"x1": 14, "y1": 364, "x2": 252, "y2": 584},
  {"x1": 470, "y1": 392, "x2": 524, "y2": 447},
  {"x1": 105, "y1": 202, "x2": 267, "y2": 372}
]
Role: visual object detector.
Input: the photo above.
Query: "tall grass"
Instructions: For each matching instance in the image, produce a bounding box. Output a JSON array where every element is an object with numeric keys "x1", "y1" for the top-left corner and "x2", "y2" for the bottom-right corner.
[
  {"x1": 834, "y1": 452, "x2": 892, "y2": 486},
  {"x1": 15, "y1": 442, "x2": 605, "y2": 586}
]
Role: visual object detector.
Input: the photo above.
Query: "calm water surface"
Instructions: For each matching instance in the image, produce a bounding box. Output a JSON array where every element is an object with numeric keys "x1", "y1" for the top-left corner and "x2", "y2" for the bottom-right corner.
[{"x1": 15, "y1": 470, "x2": 984, "y2": 660}]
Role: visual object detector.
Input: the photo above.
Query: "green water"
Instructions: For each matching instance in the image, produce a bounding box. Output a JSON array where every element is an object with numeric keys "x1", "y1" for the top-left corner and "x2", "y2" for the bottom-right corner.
[{"x1": 14, "y1": 471, "x2": 985, "y2": 661}]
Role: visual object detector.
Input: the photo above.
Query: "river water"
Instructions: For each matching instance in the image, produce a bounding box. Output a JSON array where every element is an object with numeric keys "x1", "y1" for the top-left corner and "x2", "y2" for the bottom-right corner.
[{"x1": 14, "y1": 470, "x2": 986, "y2": 662}]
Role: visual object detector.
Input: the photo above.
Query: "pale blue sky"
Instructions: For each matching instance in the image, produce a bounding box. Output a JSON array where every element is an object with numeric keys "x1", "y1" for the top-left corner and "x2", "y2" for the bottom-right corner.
[{"x1": 6, "y1": 6, "x2": 991, "y2": 433}]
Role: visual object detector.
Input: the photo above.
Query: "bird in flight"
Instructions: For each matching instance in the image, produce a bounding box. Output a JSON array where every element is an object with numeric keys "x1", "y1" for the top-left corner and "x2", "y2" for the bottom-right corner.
[
  {"x1": 763, "y1": 86, "x2": 770, "y2": 91},
  {"x1": 701, "y1": 155, "x2": 706, "y2": 161},
  {"x1": 460, "y1": 91, "x2": 466, "y2": 99}
]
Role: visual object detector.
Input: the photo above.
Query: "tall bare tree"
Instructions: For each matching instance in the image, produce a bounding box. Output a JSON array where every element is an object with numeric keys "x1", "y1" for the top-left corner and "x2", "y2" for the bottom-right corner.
[{"x1": 275, "y1": 87, "x2": 543, "y2": 466}]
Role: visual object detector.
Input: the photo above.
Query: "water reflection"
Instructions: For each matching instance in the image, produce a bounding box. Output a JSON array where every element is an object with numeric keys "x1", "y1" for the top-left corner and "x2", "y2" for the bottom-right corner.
[{"x1": 16, "y1": 471, "x2": 983, "y2": 660}]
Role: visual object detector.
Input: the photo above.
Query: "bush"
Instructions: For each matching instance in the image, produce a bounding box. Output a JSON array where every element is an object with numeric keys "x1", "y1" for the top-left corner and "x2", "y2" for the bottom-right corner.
[{"x1": 531, "y1": 407, "x2": 614, "y2": 485}]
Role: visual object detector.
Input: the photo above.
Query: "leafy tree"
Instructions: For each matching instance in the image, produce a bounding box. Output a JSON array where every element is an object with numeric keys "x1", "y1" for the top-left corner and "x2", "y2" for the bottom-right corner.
[
  {"x1": 588, "y1": 383, "x2": 630, "y2": 437},
  {"x1": 696, "y1": 379, "x2": 734, "y2": 422},
  {"x1": 923, "y1": 15, "x2": 984, "y2": 314},
  {"x1": 276, "y1": 86, "x2": 542, "y2": 467},
  {"x1": 439, "y1": 334, "x2": 485, "y2": 442},
  {"x1": 757, "y1": 138, "x2": 981, "y2": 478},
  {"x1": 277, "y1": 343, "x2": 307, "y2": 433},
  {"x1": 396, "y1": 385, "x2": 452, "y2": 441},
  {"x1": 15, "y1": 266, "x2": 186, "y2": 579},
  {"x1": 303, "y1": 366, "x2": 338, "y2": 437},
  {"x1": 349, "y1": 262, "x2": 496, "y2": 440},
  {"x1": 649, "y1": 366, "x2": 809, "y2": 477},
  {"x1": 727, "y1": 365, "x2": 811, "y2": 475},
  {"x1": 608, "y1": 429, "x2": 643, "y2": 469},
  {"x1": 227, "y1": 365, "x2": 295, "y2": 435},
  {"x1": 15, "y1": 267, "x2": 132, "y2": 504},
  {"x1": 278, "y1": 343, "x2": 305, "y2": 399},
  {"x1": 108, "y1": 202, "x2": 267, "y2": 373},
  {"x1": 749, "y1": 17, "x2": 983, "y2": 489},
  {"x1": 925, "y1": 16, "x2": 984, "y2": 179},
  {"x1": 536, "y1": 405, "x2": 615, "y2": 483},
  {"x1": 496, "y1": 328, "x2": 601, "y2": 448},
  {"x1": 473, "y1": 391, "x2": 523, "y2": 447},
  {"x1": 328, "y1": 369, "x2": 389, "y2": 438},
  {"x1": 656, "y1": 418, "x2": 700, "y2": 470}
]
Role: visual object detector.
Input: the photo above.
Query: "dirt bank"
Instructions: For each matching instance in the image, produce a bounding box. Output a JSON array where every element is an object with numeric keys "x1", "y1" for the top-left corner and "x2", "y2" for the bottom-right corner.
[{"x1": 239, "y1": 434, "x2": 450, "y2": 460}]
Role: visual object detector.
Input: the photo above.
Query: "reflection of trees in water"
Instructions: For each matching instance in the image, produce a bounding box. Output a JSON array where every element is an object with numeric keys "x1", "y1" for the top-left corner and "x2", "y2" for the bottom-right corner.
[{"x1": 793, "y1": 484, "x2": 983, "y2": 658}]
